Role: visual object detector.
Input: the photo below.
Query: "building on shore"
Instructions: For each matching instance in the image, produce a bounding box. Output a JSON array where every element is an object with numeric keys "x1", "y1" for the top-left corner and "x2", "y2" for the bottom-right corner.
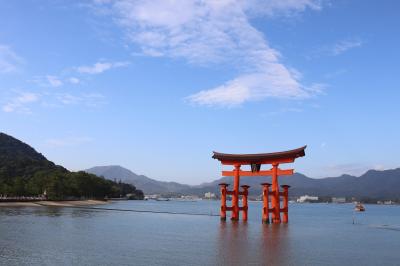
[
  {"x1": 180, "y1": 195, "x2": 201, "y2": 200},
  {"x1": 297, "y1": 195, "x2": 319, "y2": 203},
  {"x1": 332, "y1": 197, "x2": 346, "y2": 203},
  {"x1": 204, "y1": 192, "x2": 216, "y2": 199}
]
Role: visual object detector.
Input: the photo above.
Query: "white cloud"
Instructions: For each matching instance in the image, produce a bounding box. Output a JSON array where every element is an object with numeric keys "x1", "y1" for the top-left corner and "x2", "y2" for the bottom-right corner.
[
  {"x1": 187, "y1": 67, "x2": 316, "y2": 107},
  {"x1": 91, "y1": 0, "x2": 323, "y2": 106},
  {"x1": 55, "y1": 92, "x2": 106, "y2": 107},
  {"x1": 46, "y1": 75, "x2": 63, "y2": 87},
  {"x1": 45, "y1": 136, "x2": 94, "y2": 148},
  {"x1": 2, "y1": 90, "x2": 106, "y2": 114},
  {"x1": 332, "y1": 38, "x2": 362, "y2": 56},
  {"x1": 68, "y1": 77, "x2": 80, "y2": 84},
  {"x1": 31, "y1": 75, "x2": 64, "y2": 88},
  {"x1": 56, "y1": 93, "x2": 81, "y2": 105},
  {"x1": 76, "y1": 61, "x2": 129, "y2": 74},
  {"x1": 0, "y1": 45, "x2": 23, "y2": 73},
  {"x1": 2, "y1": 92, "x2": 39, "y2": 113},
  {"x1": 82, "y1": 93, "x2": 107, "y2": 107},
  {"x1": 306, "y1": 39, "x2": 362, "y2": 60}
]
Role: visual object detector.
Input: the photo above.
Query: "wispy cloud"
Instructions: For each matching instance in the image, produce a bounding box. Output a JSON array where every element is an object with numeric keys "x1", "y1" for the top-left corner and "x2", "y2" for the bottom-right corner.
[
  {"x1": 44, "y1": 136, "x2": 94, "y2": 148},
  {"x1": 54, "y1": 92, "x2": 107, "y2": 107},
  {"x1": 46, "y1": 75, "x2": 63, "y2": 87},
  {"x1": 31, "y1": 75, "x2": 64, "y2": 88},
  {"x1": 55, "y1": 93, "x2": 81, "y2": 105},
  {"x1": 332, "y1": 38, "x2": 363, "y2": 56},
  {"x1": 2, "y1": 90, "x2": 106, "y2": 114},
  {"x1": 0, "y1": 45, "x2": 24, "y2": 73},
  {"x1": 76, "y1": 61, "x2": 129, "y2": 74},
  {"x1": 91, "y1": 0, "x2": 323, "y2": 107},
  {"x1": 31, "y1": 60, "x2": 124, "y2": 89},
  {"x1": 68, "y1": 77, "x2": 80, "y2": 84},
  {"x1": 306, "y1": 38, "x2": 363, "y2": 60},
  {"x1": 2, "y1": 92, "x2": 39, "y2": 113}
]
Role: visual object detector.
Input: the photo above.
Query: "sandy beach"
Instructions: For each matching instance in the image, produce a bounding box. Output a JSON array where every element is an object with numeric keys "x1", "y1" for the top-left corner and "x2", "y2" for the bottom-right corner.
[{"x1": 0, "y1": 200, "x2": 110, "y2": 207}]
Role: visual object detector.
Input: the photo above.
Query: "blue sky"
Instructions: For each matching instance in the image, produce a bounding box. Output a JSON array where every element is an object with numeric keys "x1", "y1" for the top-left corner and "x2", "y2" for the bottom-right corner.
[{"x1": 1, "y1": 0, "x2": 399, "y2": 184}]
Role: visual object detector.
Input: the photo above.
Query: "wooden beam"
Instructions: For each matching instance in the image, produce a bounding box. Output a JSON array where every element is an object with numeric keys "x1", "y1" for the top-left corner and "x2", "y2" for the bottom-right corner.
[
  {"x1": 220, "y1": 158, "x2": 295, "y2": 165},
  {"x1": 222, "y1": 170, "x2": 272, "y2": 176},
  {"x1": 277, "y1": 169, "x2": 294, "y2": 176},
  {"x1": 222, "y1": 168, "x2": 294, "y2": 177}
]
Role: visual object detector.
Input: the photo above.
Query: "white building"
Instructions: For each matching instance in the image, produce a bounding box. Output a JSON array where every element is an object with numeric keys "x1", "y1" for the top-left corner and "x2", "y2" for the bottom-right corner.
[
  {"x1": 332, "y1": 197, "x2": 346, "y2": 203},
  {"x1": 297, "y1": 195, "x2": 319, "y2": 203},
  {"x1": 204, "y1": 192, "x2": 216, "y2": 199}
]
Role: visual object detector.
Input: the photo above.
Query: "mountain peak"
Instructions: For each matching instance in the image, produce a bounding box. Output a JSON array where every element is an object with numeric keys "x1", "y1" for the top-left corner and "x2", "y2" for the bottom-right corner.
[
  {"x1": 85, "y1": 165, "x2": 190, "y2": 194},
  {"x1": 89, "y1": 165, "x2": 129, "y2": 171},
  {"x1": 0, "y1": 132, "x2": 47, "y2": 162},
  {"x1": 0, "y1": 132, "x2": 62, "y2": 178}
]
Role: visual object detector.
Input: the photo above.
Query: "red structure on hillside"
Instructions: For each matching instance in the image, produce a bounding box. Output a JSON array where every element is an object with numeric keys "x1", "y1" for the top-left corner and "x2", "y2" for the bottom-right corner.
[{"x1": 213, "y1": 146, "x2": 306, "y2": 223}]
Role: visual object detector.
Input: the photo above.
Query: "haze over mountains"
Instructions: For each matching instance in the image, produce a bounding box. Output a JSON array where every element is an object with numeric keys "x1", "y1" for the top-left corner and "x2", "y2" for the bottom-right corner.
[
  {"x1": 85, "y1": 165, "x2": 400, "y2": 200},
  {"x1": 86, "y1": 166, "x2": 191, "y2": 194}
]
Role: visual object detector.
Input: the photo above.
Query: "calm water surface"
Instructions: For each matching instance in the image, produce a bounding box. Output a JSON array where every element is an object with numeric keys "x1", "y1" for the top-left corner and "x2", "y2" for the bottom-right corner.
[{"x1": 1, "y1": 201, "x2": 400, "y2": 265}]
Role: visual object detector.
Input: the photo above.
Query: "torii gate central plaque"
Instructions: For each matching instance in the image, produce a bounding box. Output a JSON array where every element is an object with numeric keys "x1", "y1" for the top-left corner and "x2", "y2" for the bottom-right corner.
[{"x1": 212, "y1": 146, "x2": 306, "y2": 224}]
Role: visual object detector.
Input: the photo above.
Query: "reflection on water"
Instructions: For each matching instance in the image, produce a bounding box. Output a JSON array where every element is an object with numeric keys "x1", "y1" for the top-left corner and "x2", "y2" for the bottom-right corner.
[
  {"x1": 217, "y1": 221, "x2": 290, "y2": 265},
  {"x1": 259, "y1": 224, "x2": 289, "y2": 266},
  {"x1": 217, "y1": 222, "x2": 249, "y2": 265},
  {"x1": 1, "y1": 201, "x2": 400, "y2": 266}
]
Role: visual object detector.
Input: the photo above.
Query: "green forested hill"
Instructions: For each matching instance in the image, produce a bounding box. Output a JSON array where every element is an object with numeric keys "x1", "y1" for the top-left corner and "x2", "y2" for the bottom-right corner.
[
  {"x1": 0, "y1": 132, "x2": 143, "y2": 200},
  {"x1": 0, "y1": 132, "x2": 66, "y2": 179}
]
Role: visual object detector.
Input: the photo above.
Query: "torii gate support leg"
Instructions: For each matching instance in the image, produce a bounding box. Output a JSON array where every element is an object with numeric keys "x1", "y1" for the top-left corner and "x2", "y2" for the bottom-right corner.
[
  {"x1": 271, "y1": 163, "x2": 281, "y2": 223},
  {"x1": 261, "y1": 183, "x2": 271, "y2": 224},
  {"x1": 231, "y1": 164, "x2": 241, "y2": 221},
  {"x1": 281, "y1": 185, "x2": 290, "y2": 223},
  {"x1": 219, "y1": 183, "x2": 228, "y2": 221},
  {"x1": 241, "y1": 185, "x2": 250, "y2": 221}
]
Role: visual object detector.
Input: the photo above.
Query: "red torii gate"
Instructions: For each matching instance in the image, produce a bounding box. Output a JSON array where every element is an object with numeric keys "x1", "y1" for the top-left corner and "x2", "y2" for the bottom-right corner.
[{"x1": 212, "y1": 146, "x2": 306, "y2": 223}]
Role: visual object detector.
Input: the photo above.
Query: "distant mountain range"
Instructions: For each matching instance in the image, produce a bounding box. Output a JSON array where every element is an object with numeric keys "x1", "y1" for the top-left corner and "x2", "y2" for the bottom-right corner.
[
  {"x1": 85, "y1": 166, "x2": 191, "y2": 194},
  {"x1": 8, "y1": 129, "x2": 398, "y2": 201},
  {"x1": 85, "y1": 165, "x2": 400, "y2": 200}
]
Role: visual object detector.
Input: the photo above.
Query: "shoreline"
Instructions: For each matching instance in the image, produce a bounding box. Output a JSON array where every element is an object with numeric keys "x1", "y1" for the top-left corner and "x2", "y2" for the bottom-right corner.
[{"x1": 0, "y1": 200, "x2": 110, "y2": 207}]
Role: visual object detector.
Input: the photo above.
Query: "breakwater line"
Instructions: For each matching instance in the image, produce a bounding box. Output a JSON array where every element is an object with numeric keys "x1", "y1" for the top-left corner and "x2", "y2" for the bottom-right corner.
[
  {"x1": 36, "y1": 203, "x2": 220, "y2": 217},
  {"x1": 369, "y1": 224, "x2": 400, "y2": 232}
]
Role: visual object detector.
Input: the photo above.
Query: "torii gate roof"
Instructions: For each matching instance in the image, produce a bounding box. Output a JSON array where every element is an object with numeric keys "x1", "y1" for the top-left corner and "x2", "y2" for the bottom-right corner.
[{"x1": 212, "y1": 146, "x2": 306, "y2": 165}]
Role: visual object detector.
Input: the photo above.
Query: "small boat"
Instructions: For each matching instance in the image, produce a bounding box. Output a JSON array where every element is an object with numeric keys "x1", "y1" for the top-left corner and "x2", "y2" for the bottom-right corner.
[
  {"x1": 155, "y1": 197, "x2": 170, "y2": 201},
  {"x1": 355, "y1": 203, "x2": 365, "y2": 212}
]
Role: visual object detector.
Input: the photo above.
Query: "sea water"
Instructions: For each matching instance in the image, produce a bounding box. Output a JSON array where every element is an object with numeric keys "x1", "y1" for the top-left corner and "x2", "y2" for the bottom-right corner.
[{"x1": 0, "y1": 201, "x2": 399, "y2": 265}]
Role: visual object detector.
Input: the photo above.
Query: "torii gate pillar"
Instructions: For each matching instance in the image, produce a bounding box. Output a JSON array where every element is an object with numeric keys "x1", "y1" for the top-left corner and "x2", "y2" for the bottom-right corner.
[{"x1": 232, "y1": 164, "x2": 240, "y2": 220}]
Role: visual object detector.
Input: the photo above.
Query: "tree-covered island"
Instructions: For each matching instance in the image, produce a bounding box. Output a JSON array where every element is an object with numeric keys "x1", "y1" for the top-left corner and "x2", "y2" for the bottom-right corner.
[{"x1": 0, "y1": 133, "x2": 144, "y2": 200}]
